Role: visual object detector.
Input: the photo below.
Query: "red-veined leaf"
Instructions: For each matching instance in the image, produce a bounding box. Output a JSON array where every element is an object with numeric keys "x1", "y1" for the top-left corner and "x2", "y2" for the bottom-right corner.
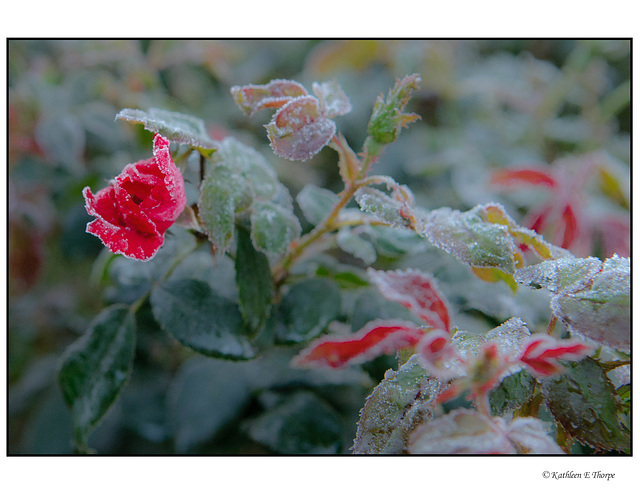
[
  {"x1": 291, "y1": 319, "x2": 424, "y2": 369},
  {"x1": 417, "y1": 329, "x2": 464, "y2": 379},
  {"x1": 560, "y1": 203, "x2": 579, "y2": 249},
  {"x1": 518, "y1": 334, "x2": 592, "y2": 377},
  {"x1": 367, "y1": 268, "x2": 451, "y2": 332}
]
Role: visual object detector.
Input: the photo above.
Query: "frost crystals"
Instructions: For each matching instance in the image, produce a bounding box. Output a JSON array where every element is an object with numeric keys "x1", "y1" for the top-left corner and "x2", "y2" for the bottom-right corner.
[{"x1": 231, "y1": 78, "x2": 352, "y2": 162}]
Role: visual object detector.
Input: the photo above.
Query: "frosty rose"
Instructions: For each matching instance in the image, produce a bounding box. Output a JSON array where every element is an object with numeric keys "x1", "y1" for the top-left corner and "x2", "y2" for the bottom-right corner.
[{"x1": 83, "y1": 133, "x2": 186, "y2": 261}]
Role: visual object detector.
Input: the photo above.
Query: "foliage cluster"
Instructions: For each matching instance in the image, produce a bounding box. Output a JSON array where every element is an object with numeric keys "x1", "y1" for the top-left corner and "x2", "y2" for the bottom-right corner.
[{"x1": 8, "y1": 40, "x2": 630, "y2": 454}]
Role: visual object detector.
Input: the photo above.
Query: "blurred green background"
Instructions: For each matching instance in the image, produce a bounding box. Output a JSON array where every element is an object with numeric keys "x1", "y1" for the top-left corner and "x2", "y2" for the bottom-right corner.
[{"x1": 7, "y1": 40, "x2": 630, "y2": 454}]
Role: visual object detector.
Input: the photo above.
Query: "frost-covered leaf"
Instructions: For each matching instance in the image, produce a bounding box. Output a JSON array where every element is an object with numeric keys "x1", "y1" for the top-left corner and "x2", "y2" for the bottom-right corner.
[
  {"x1": 167, "y1": 357, "x2": 252, "y2": 453},
  {"x1": 368, "y1": 269, "x2": 451, "y2": 332},
  {"x1": 353, "y1": 355, "x2": 446, "y2": 454},
  {"x1": 417, "y1": 329, "x2": 464, "y2": 379},
  {"x1": 275, "y1": 278, "x2": 341, "y2": 344},
  {"x1": 329, "y1": 133, "x2": 361, "y2": 184},
  {"x1": 515, "y1": 257, "x2": 602, "y2": 294},
  {"x1": 517, "y1": 255, "x2": 630, "y2": 351},
  {"x1": 409, "y1": 409, "x2": 516, "y2": 454},
  {"x1": 265, "y1": 96, "x2": 336, "y2": 161},
  {"x1": 296, "y1": 184, "x2": 339, "y2": 226},
  {"x1": 243, "y1": 390, "x2": 343, "y2": 454},
  {"x1": 312, "y1": 80, "x2": 352, "y2": 119},
  {"x1": 150, "y1": 278, "x2": 255, "y2": 360},
  {"x1": 409, "y1": 409, "x2": 563, "y2": 454},
  {"x1": 230, "y1": 79, "x2": 308, "y2": 116},
  {"x1": 542, "y1": 357, "x2": 630, "y2": 452},
  {"x1": 292, "y1": 319, "x2": 424, "y2": 369},
  {"x1": 250, "y1": 200, "x2": 301, "y2": 256},
  {"x1": 336, "y1": 229, "x2": 377, "y2": 265},
  {"x1": 366, "y1": 74, "x2": 421, "y2": 146},
  {"x1": 354, "y1": 187, "x2": 413, "y2": 229},
  {"x1": 451, "y1": 317, "x2": 531, "y2": 361},
  {"x1": 116, "y1": 108, "x2": 217, "y2": 153},
  {"x1": 214, "y1": 137, "x2": 279, "y2": 201},
  {"x1": 198, "y1": 165, "x2": 249, "y2": 253},
  {"x1": 489, "y1": 369, "x2": 537, "y2": 416},
  {"x1": 58, "y1": 305, "x2": 135, "y2": 450},
  {"x1": 419, "y1": 205, "x2": 517, "y2": 273},
  {"x1": 518, "y1": 334, "x2": 592, "y2": 377},
  {"x1": 235, "y1": 227, "x2": 273, "y2": 334},
  {"x1": 506, "y1": 417, "x2": 565, "y2": 454},
  {"x1": 481, "y1": 203, "x2": 570, "y2": 260}
]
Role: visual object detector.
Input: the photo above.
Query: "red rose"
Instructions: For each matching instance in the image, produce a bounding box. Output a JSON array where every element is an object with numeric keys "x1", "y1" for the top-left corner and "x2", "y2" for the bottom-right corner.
[{"x1": 83, "y1": 134, "x2": 187, "y2": 261}]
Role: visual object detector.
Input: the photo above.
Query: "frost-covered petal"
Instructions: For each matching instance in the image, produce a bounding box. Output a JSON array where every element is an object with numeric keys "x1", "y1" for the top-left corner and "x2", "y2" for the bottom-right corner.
[
  {"x1": 506, "y1": 417, "x2": 564, "y2": 454},
  {"x1": 83, "y1": 133, "x2": 186, "y2": 261},
  {"x1": 83, "y1": 186, "x2": 164, "y2": 261}
]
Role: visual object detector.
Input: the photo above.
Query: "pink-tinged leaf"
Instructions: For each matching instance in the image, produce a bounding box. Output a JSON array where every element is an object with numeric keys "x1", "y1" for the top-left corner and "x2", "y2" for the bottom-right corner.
[
  {"x1": 560, "y1": 203, "x2": 579, "y2": 249},
  {"x1": 417, "y1": 329, "x2": 464, "y2": 379},
  {"x1": 291, "y1": 319, "x2": 424, "y2": 369},
  {"x1": 312, "y1": 80, "x2": 352, "y2": 119},
  {"x1": 83, "y1": 133, "x2": 186, "y2": 261},
  {"x1": 409, "y1": 409, "x2": 517, "y2": 454},
  {"x1": 506, "y1": 417, "x2": 565, "y2": 454},
  {"x1": 230, "y1": 79, "x2": 308, "y2": 116},
  {"x1": 518, "y1": 334, "x2": 592, "y2": 377},
  {"x1": 265, "y1": 96, "x2": 336, "y2": 161},
  {"x1": 491, "y1": 168, "x2": 557, "y2": 188},
  {"x1": 410, "y1": 409, "x2": 563, "y2": 454},
  {"x1": 367, "y1": 268, "x2": 451, "y2": 332}
]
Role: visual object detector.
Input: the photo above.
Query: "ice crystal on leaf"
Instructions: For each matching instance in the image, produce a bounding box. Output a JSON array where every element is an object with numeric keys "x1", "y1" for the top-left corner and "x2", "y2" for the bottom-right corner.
[
  {"x1": 516, "y1": 255, "x2": 630, "y2": 351},
  {"x1": 231, "y1": 78, "x2": 352, "y2": 162},
  {"x1": 408, "y1": 409, "x2": 563, "y2": 454},
  {"x1": 83, "y1": 134, "x2": 186, "y2": 261},
  {"x1": 367, "y1": 268, "x2": 451, "y2": 332}
]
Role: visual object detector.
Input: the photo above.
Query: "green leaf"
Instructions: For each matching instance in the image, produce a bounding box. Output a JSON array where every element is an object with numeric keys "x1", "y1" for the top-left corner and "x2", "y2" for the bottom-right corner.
[
  {"x1": 516, "y1": 255, "x2": 630, "y2": 351},
  {"x1": 542, "y1": 357, "x2": 630, "y2": 452},
  {"x1": 167, "y1": 357, "x2": 253, "y2": 453},
  {"x1": 489, "y1": 369, "x2": 537, "y2": 416},
  {"x1": 275, "y1": 278, "x2": 342, "y2": 344},
  {"x1": 215, "y1": 138, "x2": 279, "y2": 201},
  {"x1": 198, "y1": 165, "x2": 249, "y2": 253},
  {"x1": 365, "y1": 74, "x2": 421, "y2": 146},
  {"x1": 242, "y1": 390, "x2": 343, "y2": 454},
  {"x1": 336, "y1": 229, "x2": 377, "y2": 265},
  {"x1": 115, "y1": 108, "x2": 217, "y2": 154},
  {"x1": 235, "y1": 227, "x2": 274, "y2": 334},
  {"x1": 354, "y1": 187, "x2": 413, "y2": 229},
  {"x1": 58, "y1": 305, "x2": 136, "y2": 451},
  {"x1": 419, "y1": 205, "x2": 517, "y2": 274},
  {"x1": 150, "y1": 278, "x2": 255, "y2": 360},
  {"x1": 353, "y1": 355, "x2": 447, "y2": 454},
  {"x1": 296, "y1": 184, "x2": 339, "y2": 226},
  {"x1": 250, "y1": 200, "x2": 301, "y2": 256}
]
